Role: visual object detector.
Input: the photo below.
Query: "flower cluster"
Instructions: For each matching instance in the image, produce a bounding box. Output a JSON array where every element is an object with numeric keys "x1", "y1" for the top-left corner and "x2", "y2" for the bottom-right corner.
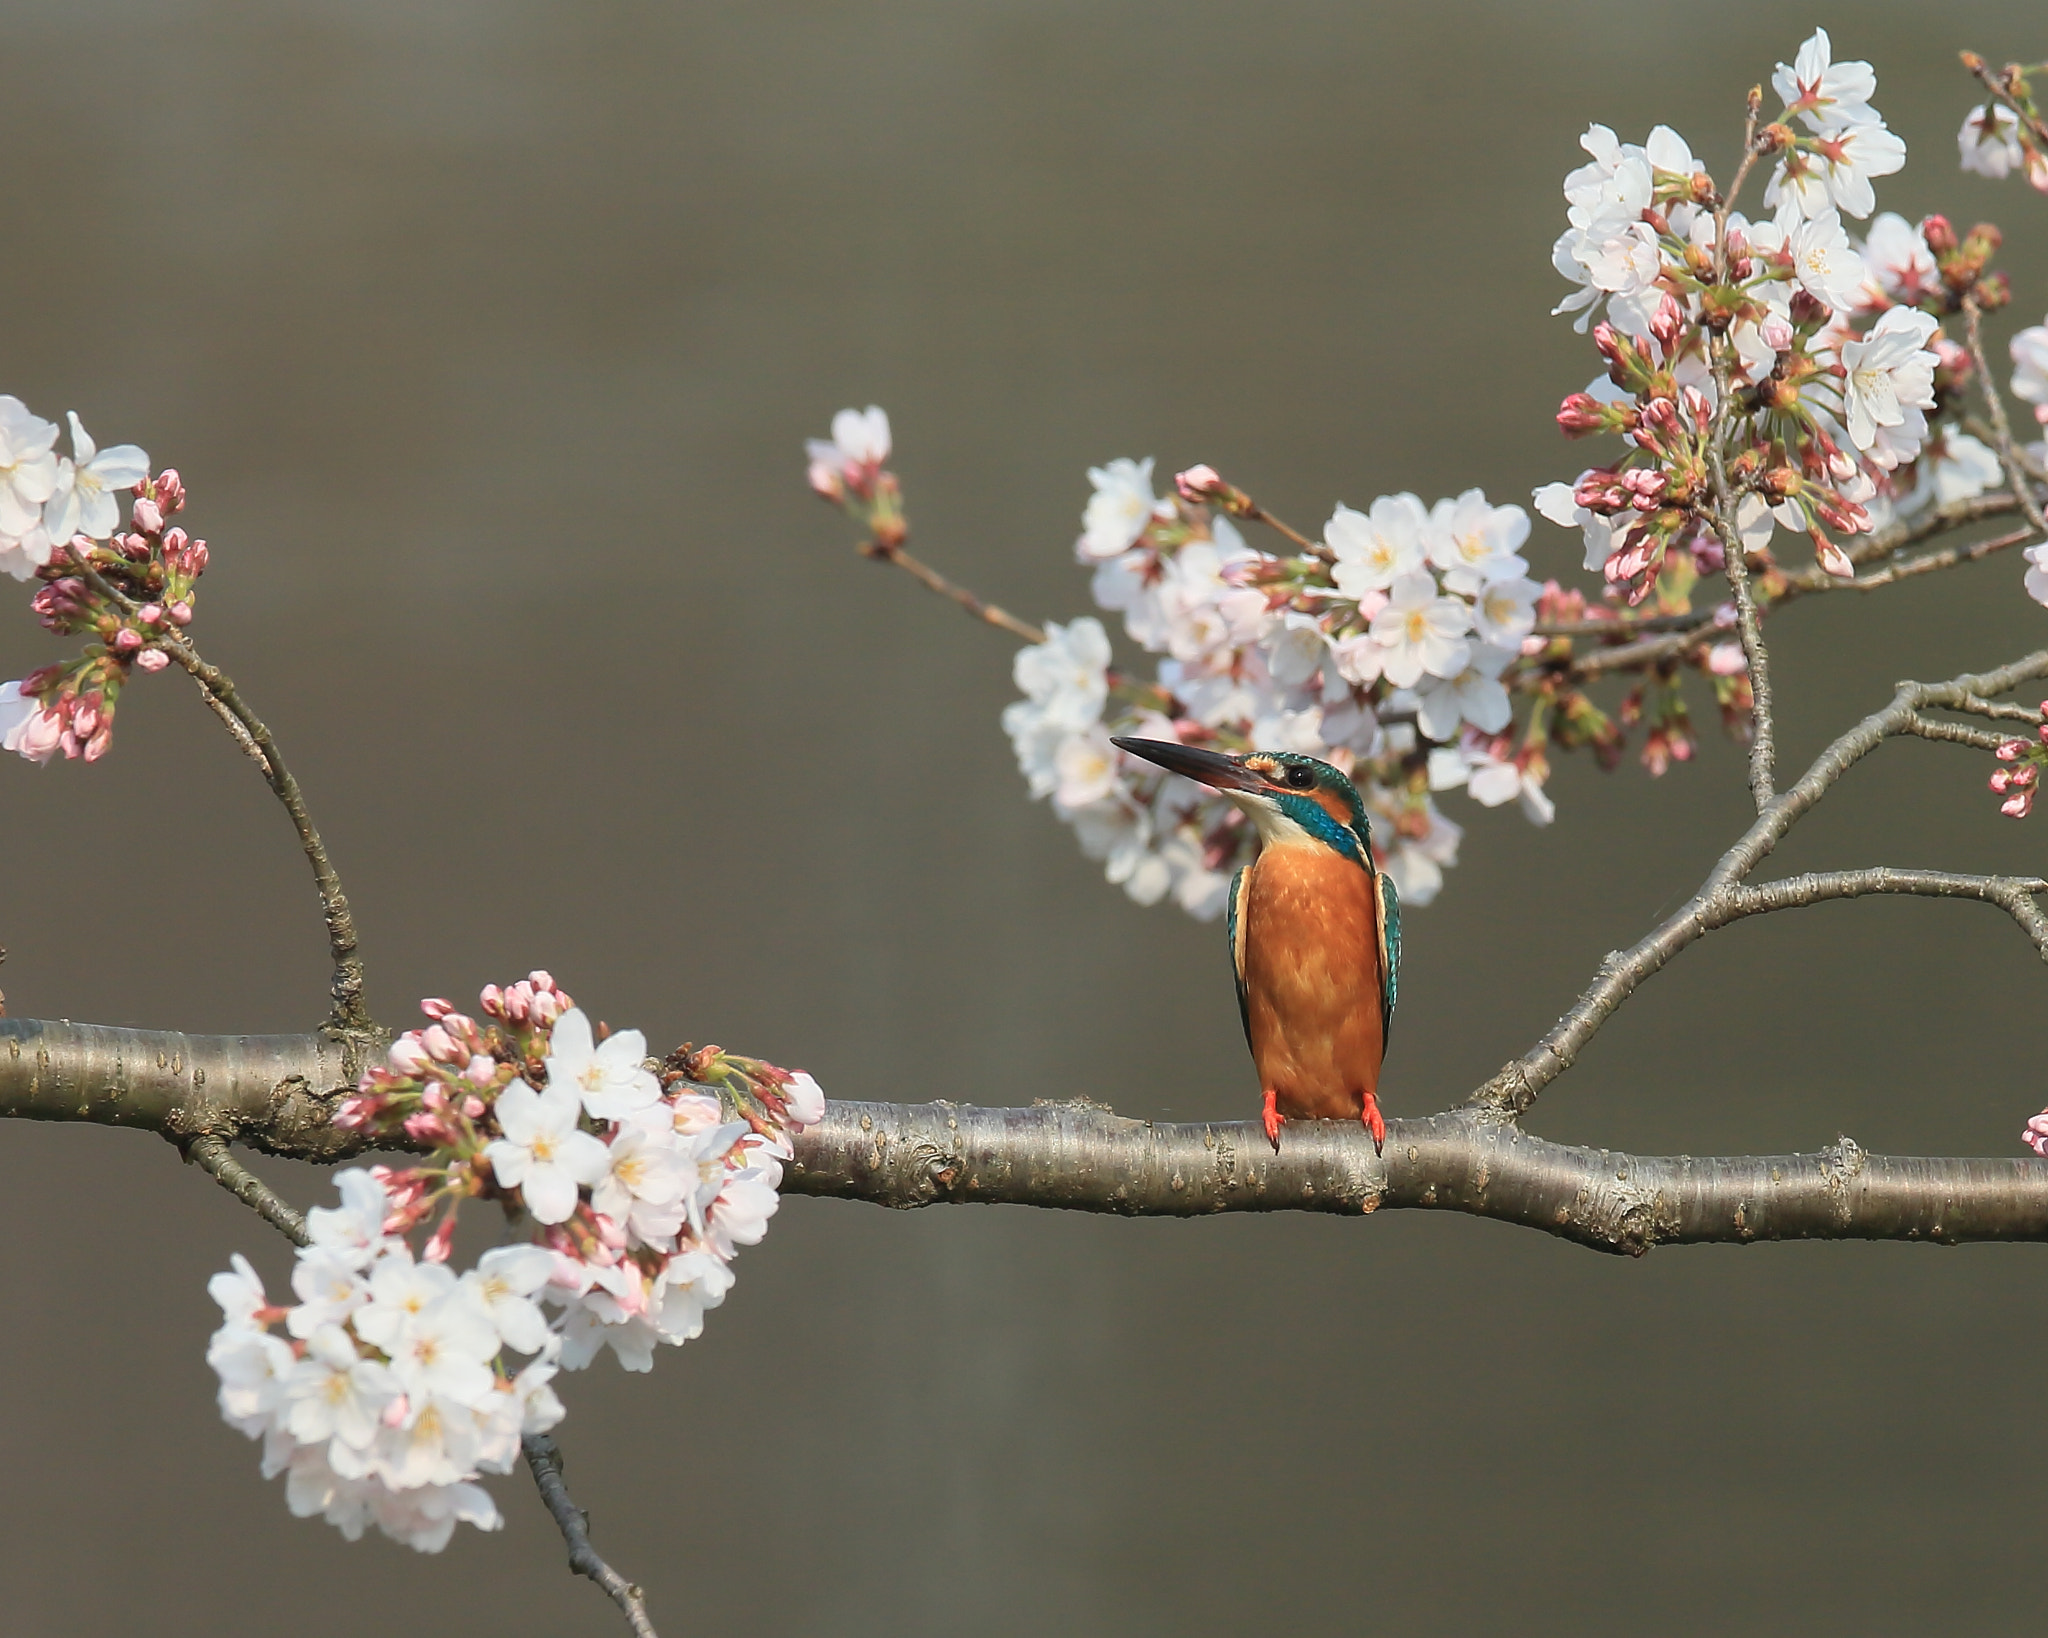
[
  {"x1": 208, "y1": 973, "x2": 824, "y2": 1550},
  {"x1": 1537, "y1": 31, "x2": 1991, "y2": 610},
  {"x1": 1959, "y1": 56, "x2": 2048, "y2": 193},
  {"x1": 0, "y1": 395, "x2": 200, "y2": 763},
  {"x1": 807, "y1": 405, "x2": 904, "y2": 548},
  {"x1": 1985, "y1": 711, "x2": 2048, "y2": 819},
  {"x1": 993, "y1": 462, "x2": 1557, "y2": 914}
]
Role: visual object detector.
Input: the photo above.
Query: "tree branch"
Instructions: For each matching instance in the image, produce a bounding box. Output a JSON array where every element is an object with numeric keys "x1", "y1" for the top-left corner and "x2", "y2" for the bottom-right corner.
[
  {"x1": 785, "y1": 1104, "x2": 2048, "y2": 1254},
  {"x1": 159, "y1": 634, "x2": 372, "y2": 1035},
  {"x1": 859, "y1": 540, "x2": 1044, "y2": 643},
  {"x1": 183, "y1": 1132, "x2": 310, "y2": 1243},
  {"x1": 522, "y1": 1434, "x2": 661, "y2": 1638},
  {"x1": 1473, "y1": 652, "x2": 2048, "y2": 1119}
]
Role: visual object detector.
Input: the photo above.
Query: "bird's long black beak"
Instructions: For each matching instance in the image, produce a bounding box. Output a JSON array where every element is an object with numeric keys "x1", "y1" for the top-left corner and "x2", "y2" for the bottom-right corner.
[{"x1": 1111, "y1": 736, "x2": 1262, "y2": 792}]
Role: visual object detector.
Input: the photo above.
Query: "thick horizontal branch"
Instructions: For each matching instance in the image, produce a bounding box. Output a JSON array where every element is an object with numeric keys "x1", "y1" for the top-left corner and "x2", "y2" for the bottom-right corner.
[
  {"x1": 6, "y1": 1020, "x2": 2048, "y2": 1253},
  {"x1": 785, "y1": 1103, "x2": 2048, "y2": 1254}
]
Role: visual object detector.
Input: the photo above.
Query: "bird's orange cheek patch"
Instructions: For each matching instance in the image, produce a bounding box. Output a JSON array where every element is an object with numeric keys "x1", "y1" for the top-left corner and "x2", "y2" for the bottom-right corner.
[{"x1": 1312, "y1": 788, "x2": 1352, "y2": 825}]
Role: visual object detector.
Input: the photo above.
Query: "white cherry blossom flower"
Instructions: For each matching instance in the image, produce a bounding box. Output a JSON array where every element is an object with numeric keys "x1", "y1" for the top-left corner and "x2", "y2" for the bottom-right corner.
[
  {"x1": 1533, "y1": 480, "x2": 1619, "y2": 573},
  {"x1": 285, "y1": 1248, "x2": 371, "y2": 1339},
  {"x1": 1327, "y1": 494, "x2": 1427, "y2": 595},
  {"x1": 805, "y1": 405, "x2": 890, "y2": 490},
  {"x1": 1469, "y1": 756, "x2": 1557, "y2": 825},
  {"x1": 285, "y1": 1325, "x2": 401, "y2": 1457},
  {"x1": 591, "y1": 1115, "x2": 690, "y2": 1247},
  {"x1": 1052, "y1": 727, "x2": 1121, "y2": 814},
  {"x1": 1077, "y1": 457, "x2": 1161, "y2": 561},
  {"x1": 1426, "y1": 489, "x2": 1530, "y2": 594},
  {"x1": 1786, "y1": 209, "x2": 1868, "y2": 310},
  {"x1": 545, "y1": 1007, "x2": 660, "y2": 1122},
  {"x1": 783, "y1": 1071, "x2": 826, "y2": 1128},
  {"x1": 382, "y1": 1291, "x2": 500, "y2": 1411},
  {"x1": 2012, "y1": 320, "x2": 2048, "y2": 424},
  {"x1": 1767, "y1": 122, "x2": 1904, "y2": 222},
  {"x1": 209, "y1": 1327, "x2": 297, "y2": 1438},
  {"x1": 1471, "y1": 575, "x2": 1540, "y2": 647},
  {"x1": 1369, "y1": 570, "x2": 1471, "y2": 688},
  {"x1": 1960, "y1": 105, "x2": 2025, "y2": 180},
  {"x1": 462, "y1": 1244, "x2": 558, "y2": 1355},
  {"x1": 484, "y1": 1075, "x2": 610, "y2": 1224},
  {"x1": 1772, "y1": 29, "x2": 1880, "y2": 134},
  {"x1": 1012, "y1": 617, "x2": 1110, "y2": 730},
  {"x1": 41, "y1": 412, "x2": 147, "y2": 542},
  {"x1": 1922, "y1": 432, "x2": 2002, "y2": 508},
  {"x1": 352, "y1": 1248, "x2": 458, "y2": 1352},
  {"x1": 1415, "y1": 644, "x2": 1514, "y2": 742},
  {"x1": 2025, "y1": 542, "x2": 2048, "y2": 607},
  {"x1": 1841, "y1": 306, "x2": 1939, "y2": 451},
  {"x1": 1374, "y1": 797, "x2": 1462, "y2": 906},
  {"x1": 1856, "y1": 213, "x2": 1938, "y2": 306},
  {"x1": 208, "y1": 1252, "x2": 269, "y2": 1329},
  {"x1": 0, "y1": 397, "x2": 59, "y2": 539},
  {"x1": 305, "y1": 1168, "x2": 396, "y2": 1269}
]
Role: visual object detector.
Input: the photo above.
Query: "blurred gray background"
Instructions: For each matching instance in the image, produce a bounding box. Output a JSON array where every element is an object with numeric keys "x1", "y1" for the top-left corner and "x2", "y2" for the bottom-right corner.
[{"x1": 1, "y1": 1, "x2": 2045, "y2": 1632}]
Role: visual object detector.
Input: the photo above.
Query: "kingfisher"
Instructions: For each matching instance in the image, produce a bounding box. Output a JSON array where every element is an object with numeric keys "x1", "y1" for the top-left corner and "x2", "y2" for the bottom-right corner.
[{"x1": 1111, "y1": 738, "x2": 1398, "y2": 1155}]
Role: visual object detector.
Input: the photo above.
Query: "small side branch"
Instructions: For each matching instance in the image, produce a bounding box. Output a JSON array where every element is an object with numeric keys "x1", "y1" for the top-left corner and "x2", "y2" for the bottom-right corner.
[
  {"x1": 1964, "y1": 291, "x2": 2048, "y2": 546},
  {"x1": 160, "y1": 634, "x2": 371, "y2": 1034},
  {"x1": 1728, "y1": 867, "x2": 2048, "y2": 959},
  {"x1": 1476, "y1": 652, "x2": 2048, "y2": 1119},
  {"x1": 522, "y1": 1434, "x2": 660, "y2": 1638},
  {"x1": 860, "y1": 540, "x2": 1044, "y2": 643},
  {"x1": 183, "y1": 1133, "x2": 310, "y2": 1244}
]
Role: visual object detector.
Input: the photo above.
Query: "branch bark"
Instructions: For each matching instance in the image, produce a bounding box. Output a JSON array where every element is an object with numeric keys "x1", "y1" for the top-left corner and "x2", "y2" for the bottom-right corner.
[{"x1": 786, "y1": 1103, "x2": 2048, "y2": 1255}]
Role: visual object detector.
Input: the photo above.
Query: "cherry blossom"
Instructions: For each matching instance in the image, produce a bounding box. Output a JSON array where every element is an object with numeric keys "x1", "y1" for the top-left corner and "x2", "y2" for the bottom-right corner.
[
  {"x1": 484, "y1": 1076, "x2": 611, "y2": 1224},
  {"x1": 805, "y1": 405, "x2": 890, "y2": 497},
  {"x1": 1840, "y1": 306, "x2": 1939, "y2": 452},
  {"x1": 1078, "y1": 458, "x2": 1162, "y2": 561},
  {"x1": 1960, "y1": 104, "x2": 2026, "y2": 180},
  {"x1": 41, "y1": 413, "x2": 147, "y2": 542},
  {"x1": 545, "y1": 1007, "x2": 660, "y2": 1122},
  {"x1": 1771, "y1": 29, "x2": 1879, "y2": 134},
  {"x1": 1328, "y1": 494, "x2": 1429, "y2": 594},
  {"x1": 1369, "y1": 570, "x2": 1472, "y2": 687}
]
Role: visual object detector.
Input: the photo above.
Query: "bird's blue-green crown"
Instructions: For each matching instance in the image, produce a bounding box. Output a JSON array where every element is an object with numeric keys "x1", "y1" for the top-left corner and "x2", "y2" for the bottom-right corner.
[{"x1": 1237, "y1": 750, "x2": 1373, "y2": 867}]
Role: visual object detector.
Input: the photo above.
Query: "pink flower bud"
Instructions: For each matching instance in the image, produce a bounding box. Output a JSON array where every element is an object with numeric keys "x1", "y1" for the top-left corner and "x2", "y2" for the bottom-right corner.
[
  {"x1": 112, "y1": 628, "x2": 142, "y2": 653},
  {"x1": 135, "y1": 649, "x2": 169, "y2": 672},
  {"x1": 2024, "y1": 1112, "x2": 2048, "y2": 1156},
  {"x1": 2015, "y1": 763, "x2": 2040, "y2": 789},
  {"x1": 161, "y1": 527, "x2": 187, "y2": 554},
  {"x1": 1813, "y1": 539, "x2": 1854, "y2": 579},
  {"x1": 389, "y1": 1035, "x2": 431, "y2": 1075},
  {"x1": 1175, "y1": 464, "x2": 1223, "y2": 498},
  {"x1": 166, "y1": 601, "x2": 192, "y2": 625},
  {"x1": 422, "y1": 1215, "x2": 458, "y2": 1263},
  {"x1": 131, "y1": 497, "x2": 162, "y2": 535},
  {"x1": 806, "y1": 459, "x2": 845, "y2": 502},
  {"x1": 479, "y1": 983, "x2": 504, "y2": 1016},
  {"x1": 2002, "y1": 789, "x2": 2035, "y2": 818},
  {"x1": 464, "y1": 1053, "x2": 498, "y2": 1087},
  {"x1": 529, "y1": 970, "x2": 557, "y2": 991},
  {"x1": 1997, "y1": 739, "x2": 2026, "y2": 761},
  {"x1": 462, "y1": 1094, "x2": 486, "y2": 1119},
  {"x1": 1991, "y1": 768, "x2": 2014, "y2": 793},
  {"x1": 420, "y1": 997, "x2": 454, "y2": 1020},
  {"x1": 420, "y1": 1025, "x2": 459, "y2": 1063},
  {"x1": 532, "y1": 990, "x2": 563, "y2": 1026},
  {"x1": 138, "y1": 603, "x2": 163, "y2": 625},
  {"x1": 1759, "y1": 314, "x2": 1794, "y2": 352},
  {"x1": 1707, "y1": 642, "x2": 1748, "y2": 676}
]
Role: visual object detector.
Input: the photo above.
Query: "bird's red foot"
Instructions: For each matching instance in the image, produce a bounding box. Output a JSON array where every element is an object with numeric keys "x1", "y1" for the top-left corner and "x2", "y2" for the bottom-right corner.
[
  {"x1": 1360, "y1": 1091, "x2": 1385, "y2": 1158},
  {"x1": 1261, "y1": 1088, "x2": 1282, "y2": 1152}
]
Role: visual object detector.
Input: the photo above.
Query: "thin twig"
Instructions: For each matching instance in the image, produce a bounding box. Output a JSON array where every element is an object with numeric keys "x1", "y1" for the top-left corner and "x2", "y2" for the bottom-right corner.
[
  {"x1": 158, "y1": 633, "x2": 369, "y2": 1033},
  {"x1": 1962, "y1": 51, "x2": 2048, "y2": 152},
  {"x1": 522, "y1": 1433, "x2": 660, "y2": 1638},
  {"x1": 1964, "y1": 290, "x2": 2048, "y2": 546},
  {"x1": 860, "y1": 540, "x2": 1044, "y2": 643},
  {"x1": 182, "y1": 1133, "x2": 310, "y2": 1245},
  {"x1": 1706, "y1": 368, "x2": 1775, "y2": 809},
  {"x1": 1900, "y1": 714, "x2": 2015, "y2": 753}
]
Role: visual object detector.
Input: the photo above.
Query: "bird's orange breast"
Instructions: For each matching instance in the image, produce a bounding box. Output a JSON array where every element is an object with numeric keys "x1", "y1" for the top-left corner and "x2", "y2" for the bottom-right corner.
[{"x1": 1240, "y1": 844, "x2": 1384, "y2": 1121}]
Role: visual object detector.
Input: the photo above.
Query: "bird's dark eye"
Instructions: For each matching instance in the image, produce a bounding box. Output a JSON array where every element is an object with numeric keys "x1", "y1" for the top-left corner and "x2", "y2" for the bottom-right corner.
[{"x1": 1284, "y1": 765, "x2": 1314, "y2": 790}]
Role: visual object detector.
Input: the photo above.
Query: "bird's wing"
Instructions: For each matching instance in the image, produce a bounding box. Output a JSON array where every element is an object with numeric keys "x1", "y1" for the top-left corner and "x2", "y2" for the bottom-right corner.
[
  {"x1": 1226, "y1": 864, "x2": 1252, "y2": 1051},
  {"x1": 1374, "y1": 866, "x2": 1400, "y2": 1044}
]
